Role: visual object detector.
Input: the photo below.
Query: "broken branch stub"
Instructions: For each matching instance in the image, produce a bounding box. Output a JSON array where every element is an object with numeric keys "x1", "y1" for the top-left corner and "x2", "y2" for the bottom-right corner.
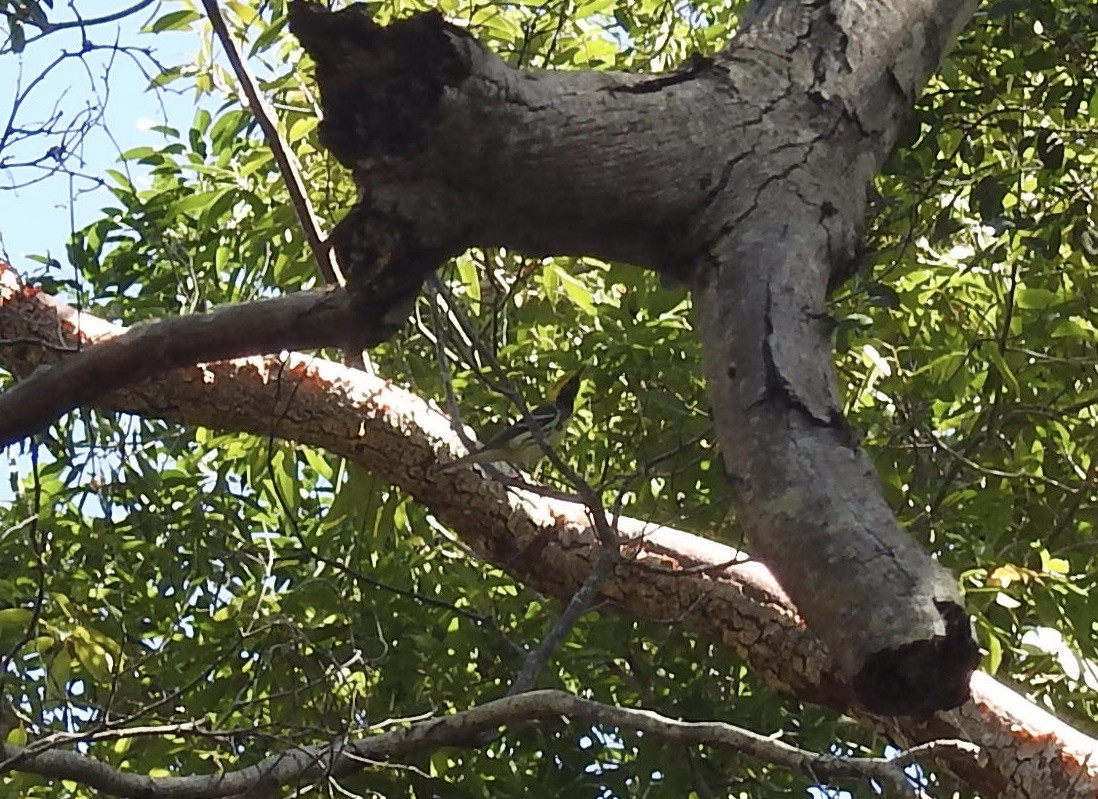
[
  {"x1": 286, "y1": 0, "x2": 980, "y2": 714},
  {"x1": 287, "y1": 0, "x2": 727, "y2": 316}
]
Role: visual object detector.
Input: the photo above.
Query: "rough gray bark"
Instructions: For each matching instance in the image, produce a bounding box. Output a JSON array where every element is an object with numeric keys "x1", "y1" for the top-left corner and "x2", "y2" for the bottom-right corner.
[
  {"x1": 2, "y1": 278, "x2": 1096, "y2": 799},
  {"x1": 286, "y1": 0, "x2": 981, "y2": 713},
  {"x1": 0, "y1": 0, "x2": 984, "y2": 715},
  {"x1": 692, "y1": 0, "x2": 983, "y2": 711}
]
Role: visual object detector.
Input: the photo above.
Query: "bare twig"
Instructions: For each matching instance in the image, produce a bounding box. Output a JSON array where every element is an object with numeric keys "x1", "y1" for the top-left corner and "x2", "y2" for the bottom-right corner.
[
  {"x1": 429, "y1": 278, "x2": 618, "y2": 546},
  {"x1": 426, "y1": 274, "x2": 625, "y2": 693},
  {"x1": 508, "y1": 549, "x2": 618, "y2": 695},
  {"x1": 199, "y1": 0, "x2": 342, "y2": 289},
  {"x1": 3, "y1": 0, "x2": 160, "y2": 52}
]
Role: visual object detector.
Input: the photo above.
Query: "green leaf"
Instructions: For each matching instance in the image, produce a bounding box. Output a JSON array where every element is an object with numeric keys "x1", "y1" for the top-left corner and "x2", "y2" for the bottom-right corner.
[
  {"x1": 982, "y1": 343, "x2": 1019, "y2": 396},
  {"x1": 1035, "y1": 132, "x2": 1065, "y2": 170},
  {"x1": 45, "y1": 650, "x2": 71, "y2": 700},
  {"x1": 985, "y1": 631, "x2": 1003, "y2": 674},
  {"x1": 118, "y1": 146, "x2": 160, "y2": 162},
  {"x1": 145, "y1": 9, "x2": 201, "y2": 33},
  {"x1": 168, "y1": 189, "x2": 231, "y2": 218},
  {"x1": 287, "y1": 117, "x2": 317, "y2": 142},
  {"x1": 553, "y1": 266, "x2": 597, "y2": 315},
  {"x1": 149, "y1": 65, "x2": 184, "y2": 88},
  {"x1": 456, "y1": 257, "x2": 481, "y2": 307},
  {"x1": 866, "y1": 282, "x2": 901, "y2": 308},
  {"x1": 0, "y1": 607, "x2": 33, "y2": 631},
  {"x1": 1015, "y1": 287, "x2": 1059, "y2": 309},
  {"x1": 931, "y1": 210, "x2": 964, "y2": 243},
  {"x1": 71, "y1": 636, "x2": 113, "y2": 684}
]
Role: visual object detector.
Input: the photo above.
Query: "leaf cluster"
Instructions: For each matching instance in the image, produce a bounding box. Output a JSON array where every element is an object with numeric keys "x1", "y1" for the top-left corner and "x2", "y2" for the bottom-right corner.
[{"x1": 2, "y1": 1, "x2": 1096, "y2": 797}]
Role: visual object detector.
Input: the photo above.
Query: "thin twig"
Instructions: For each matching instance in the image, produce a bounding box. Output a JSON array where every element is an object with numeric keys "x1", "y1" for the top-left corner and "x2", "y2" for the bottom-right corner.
[
  {"x1": 429, "y1": 278, "x2": 617, "y2": 545},
  {"x1": 11, "y1": 0, "x2": 159, "y2": 50},
  {"x1": 426, "y1": 276, "x2": 624, "y2": 693},
  {"x1": 199, "y1": 0, "x2": 342, "y2": 289},
  {"x1": 508, "y1": 548, "x2": 618, "y2": 695}
]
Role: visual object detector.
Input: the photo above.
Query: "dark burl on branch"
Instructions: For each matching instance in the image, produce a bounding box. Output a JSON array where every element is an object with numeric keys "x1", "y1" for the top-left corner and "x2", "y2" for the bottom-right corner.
[
  {"x1": 288, "y1": 0, "x2": 707, "y2": 334},
  {"x1": 288, "y1": 3, "x2": 472, "y2": 334}
]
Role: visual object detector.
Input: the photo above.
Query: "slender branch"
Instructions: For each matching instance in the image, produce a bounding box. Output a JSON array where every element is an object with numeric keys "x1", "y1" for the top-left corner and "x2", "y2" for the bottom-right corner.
[
  {"x1": 199, "y1": 0, "x2": 343, "y2": 289},
  {"x1": 277, "y1": 548, "x2": 495, "y2": 628},
  {"x1": 1, "y1": 0, "x2": 159, "y2": 52},
  {"x1": 0, "y1": 689, "x2": 968, "y2": 799},
  {"x1": 0, "y1": 721, "x2": 204, "y2": 772},
  {"x1": 0, "y1": 269, "x2": 360, "y2": 447},
  {"x1": 508, "y1": 548, "x2": 618, "y2": 695},
  {"x1": 425, "y1": 275, "x2": 622, "y2": 693},
  {"x1": 40, "y1": 1, "x2": 158, "y2": 34}
]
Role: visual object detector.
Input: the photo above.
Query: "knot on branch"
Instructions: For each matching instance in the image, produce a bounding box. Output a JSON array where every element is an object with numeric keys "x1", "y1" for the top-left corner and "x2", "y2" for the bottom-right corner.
[
  {"x1": 853, "y1": 601, "x2": 981, "y2": 716},
  {"x1": 289, "y1": 2, "x2": 477, "y2": 339},
  {"x1": 328, "y1": 205, "x2": 457, "y2": 340}
]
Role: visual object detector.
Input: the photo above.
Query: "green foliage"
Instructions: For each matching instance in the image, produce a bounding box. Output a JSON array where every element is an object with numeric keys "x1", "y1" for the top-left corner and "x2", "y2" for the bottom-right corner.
[
  {"x1": 842, "y1": 0, "x2": 1098, "y2": 724},
  {"x1": 2, "y1": 1, "x2": 1097, "y2": 797}
]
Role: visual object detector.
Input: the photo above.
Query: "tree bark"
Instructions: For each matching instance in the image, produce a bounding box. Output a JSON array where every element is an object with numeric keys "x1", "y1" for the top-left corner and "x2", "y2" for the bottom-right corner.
[
  {"x1": 0, "y1": 690, "x2": 975, "y2": 799},
  {"x1": 284, "y1": 0, "x2": 982, "y2": 713},
  {"x1": 1, "y1": 272, "x2": 1096, "y2": 798}
]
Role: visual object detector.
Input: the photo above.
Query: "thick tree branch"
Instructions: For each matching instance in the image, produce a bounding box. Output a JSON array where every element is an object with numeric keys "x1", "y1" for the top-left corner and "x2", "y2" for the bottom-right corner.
[
  {"x1": 1, "y1": 273, "x2": 1096, "y2": 798},
  {"x1": 0, "y1": 689, "x2": 971, "y2": 799},
  {"x1": 0, "y1": 270, "x2": 368, "y2": 447},
  {"x1": 281, "y1": 0, "x2": 985, "y2": 715},
  {"x1": 690, "y1": 0, "x2": 984, "y2": 714}
]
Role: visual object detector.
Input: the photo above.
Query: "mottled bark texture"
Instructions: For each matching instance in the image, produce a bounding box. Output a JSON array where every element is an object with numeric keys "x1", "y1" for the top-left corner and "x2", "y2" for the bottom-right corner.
[
  {"x1": 5, "y1": 275, "x2": 1097, "y2": 799},
  {"x1": 287, "y1": 0, "x2": 980, "y2": 714},
  {"x1": 0, "y1": 285, "x2": 356, "y2": 445}
]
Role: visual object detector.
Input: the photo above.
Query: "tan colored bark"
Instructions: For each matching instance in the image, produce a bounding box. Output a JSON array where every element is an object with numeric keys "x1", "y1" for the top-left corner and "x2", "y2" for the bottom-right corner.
[{"x1": 2, "y1": 269, "x2": 1095, "y2": 798}]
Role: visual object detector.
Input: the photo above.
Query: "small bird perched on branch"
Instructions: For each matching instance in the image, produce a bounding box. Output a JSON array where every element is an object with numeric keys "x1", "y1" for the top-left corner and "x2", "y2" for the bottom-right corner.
[{"x1": 439, "y1": 369, "x2": 584, "y2": 472}]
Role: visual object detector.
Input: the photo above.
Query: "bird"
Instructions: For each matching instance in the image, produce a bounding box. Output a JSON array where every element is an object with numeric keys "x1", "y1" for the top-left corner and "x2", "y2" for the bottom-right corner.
[{"x1": 438, "y1": 369, "x2": 584, "y2": 472}]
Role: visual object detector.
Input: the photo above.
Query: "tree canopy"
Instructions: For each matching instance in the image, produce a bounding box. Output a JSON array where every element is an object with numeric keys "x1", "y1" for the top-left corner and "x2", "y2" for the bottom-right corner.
[{"x1": 0, "y1": 1, "x2": 1096, "y2": 798}]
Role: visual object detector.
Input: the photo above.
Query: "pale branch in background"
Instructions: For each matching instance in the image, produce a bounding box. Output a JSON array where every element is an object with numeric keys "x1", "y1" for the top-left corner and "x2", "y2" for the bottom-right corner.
[{"x1": 0, "y1": 689, "x2": 975, "y2": 799}]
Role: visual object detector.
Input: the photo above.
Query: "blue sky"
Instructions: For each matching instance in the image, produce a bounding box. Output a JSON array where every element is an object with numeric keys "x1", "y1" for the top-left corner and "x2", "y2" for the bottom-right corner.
[
  {"x1": 1, "y1": 7, "x2": 196, "y2": 272},
  {"x1": 1, "y1": 7, "x2": 198, "y2": 502}
]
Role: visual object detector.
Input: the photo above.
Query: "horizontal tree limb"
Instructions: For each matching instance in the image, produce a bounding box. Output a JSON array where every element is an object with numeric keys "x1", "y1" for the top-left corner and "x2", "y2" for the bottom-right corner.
[
  {"x1": 1, "y1": 269, "x2": 1095, "y2": 798},
  {"x1": 0, "y1": 689, "x2": 971, "y2": 799},
  {"x1": 0, "y1": 272, "x2": 359, "y2": 447}
]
